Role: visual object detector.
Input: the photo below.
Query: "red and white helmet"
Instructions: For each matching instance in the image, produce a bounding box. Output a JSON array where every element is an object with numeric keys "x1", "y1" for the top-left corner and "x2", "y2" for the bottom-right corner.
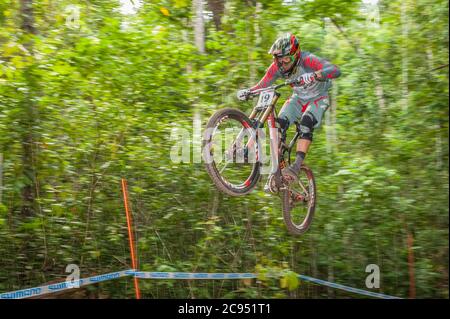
[{"x1": 268, "y1": 33, "x2": 301, "y2": 74}]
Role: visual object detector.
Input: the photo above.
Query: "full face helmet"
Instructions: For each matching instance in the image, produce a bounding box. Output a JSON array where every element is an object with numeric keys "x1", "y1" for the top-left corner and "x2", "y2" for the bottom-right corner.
[{"x1": 268, "y1": 33, "x2": 301, "y2": 75}]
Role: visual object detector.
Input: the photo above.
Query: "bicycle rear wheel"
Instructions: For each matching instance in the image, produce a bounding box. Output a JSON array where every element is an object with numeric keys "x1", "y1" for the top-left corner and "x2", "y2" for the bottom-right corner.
[
  {"x1": 203, "y1": 108, "x2": 261, "y2": 196},
  {"x1": 281, "y1": 165, "x2": 316, "y2": 235}
]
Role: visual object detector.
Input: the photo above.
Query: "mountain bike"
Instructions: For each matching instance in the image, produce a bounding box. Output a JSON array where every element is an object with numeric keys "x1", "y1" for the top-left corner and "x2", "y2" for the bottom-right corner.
[{"x1": 202, "y1": 79, "x2": 316, "y2": 236}]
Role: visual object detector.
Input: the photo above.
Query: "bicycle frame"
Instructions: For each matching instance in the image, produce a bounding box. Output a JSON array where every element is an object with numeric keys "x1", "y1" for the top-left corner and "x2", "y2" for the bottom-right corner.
[{"x1": 249, "y1": 93, "x2": 281, "y2": 175}]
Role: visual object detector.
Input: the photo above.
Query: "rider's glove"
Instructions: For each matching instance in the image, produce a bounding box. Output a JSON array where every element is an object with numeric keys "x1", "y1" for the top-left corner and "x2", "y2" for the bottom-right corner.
[
  {"x1": 296, "y1": 72, "x2": 317, "y2": 86},
  {"x1": 237, "y1": 89, "x2": 251, "y2": 101}
]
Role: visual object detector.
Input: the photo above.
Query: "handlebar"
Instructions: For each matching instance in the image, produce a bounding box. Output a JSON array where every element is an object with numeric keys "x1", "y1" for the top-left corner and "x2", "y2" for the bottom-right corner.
[{"x1": 248, "y1": 78, "x2": 307, "y2": 98}]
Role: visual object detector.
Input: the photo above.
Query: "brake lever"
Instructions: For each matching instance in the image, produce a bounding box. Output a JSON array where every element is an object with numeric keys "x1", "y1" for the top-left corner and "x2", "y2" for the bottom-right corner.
[{"x1": 247, "y1": 92, "x2": 258, "y2": 100}]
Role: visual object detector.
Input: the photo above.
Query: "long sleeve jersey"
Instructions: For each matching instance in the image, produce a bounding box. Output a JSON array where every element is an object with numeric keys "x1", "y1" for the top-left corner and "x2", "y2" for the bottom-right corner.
[{"x1": 250, "y1": 51, "x2": 341, "y2": 100}]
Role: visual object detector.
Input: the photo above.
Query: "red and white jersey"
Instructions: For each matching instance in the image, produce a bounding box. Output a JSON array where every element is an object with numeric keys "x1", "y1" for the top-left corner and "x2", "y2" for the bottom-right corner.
[{"x1": 250, "y1": 51, "x2": 341, "y2": 100}]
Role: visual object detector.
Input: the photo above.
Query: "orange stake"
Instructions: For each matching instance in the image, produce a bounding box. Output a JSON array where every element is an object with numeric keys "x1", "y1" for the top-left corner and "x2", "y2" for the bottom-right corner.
[{"x1": 121, "y1": 178, "x2": 141, "y2": 299}]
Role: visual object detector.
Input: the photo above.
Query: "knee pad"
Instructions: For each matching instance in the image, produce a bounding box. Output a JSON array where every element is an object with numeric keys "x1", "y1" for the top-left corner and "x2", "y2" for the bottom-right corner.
[
  {"x1": 277, "y1": 117, "x2": 290, "y2": 130},
  {"x1": 297, "y1": 112, "x2": 317, "y2": 141}
]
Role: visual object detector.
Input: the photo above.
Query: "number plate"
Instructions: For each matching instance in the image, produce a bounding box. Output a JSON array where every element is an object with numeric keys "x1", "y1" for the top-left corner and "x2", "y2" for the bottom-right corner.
[{"x1": 257, "y1": 90, "x2": 275, "y2": 108}]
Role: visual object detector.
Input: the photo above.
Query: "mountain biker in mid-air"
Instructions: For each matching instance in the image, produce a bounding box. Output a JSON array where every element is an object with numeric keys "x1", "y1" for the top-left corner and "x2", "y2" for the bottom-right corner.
[{"x1": 237, "y1": 33, "x2": 341, "y2": 192}]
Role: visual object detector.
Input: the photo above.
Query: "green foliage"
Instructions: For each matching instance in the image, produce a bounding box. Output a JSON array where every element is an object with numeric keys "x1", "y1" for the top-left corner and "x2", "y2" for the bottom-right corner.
[{"x1": 0, "y1": 0, "x2": 448, "y2": 299}]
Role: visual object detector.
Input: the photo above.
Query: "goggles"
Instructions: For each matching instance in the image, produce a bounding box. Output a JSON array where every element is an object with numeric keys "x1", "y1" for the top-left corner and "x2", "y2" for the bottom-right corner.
[{"x1": 274, "y1": 55, "x2": 294, "y2": 65}]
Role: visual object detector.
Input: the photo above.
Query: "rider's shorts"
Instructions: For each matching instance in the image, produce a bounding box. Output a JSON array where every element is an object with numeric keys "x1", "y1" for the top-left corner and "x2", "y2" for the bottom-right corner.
[{"x1": 278, "y1": 94, "x2": 330, "y2": 129}]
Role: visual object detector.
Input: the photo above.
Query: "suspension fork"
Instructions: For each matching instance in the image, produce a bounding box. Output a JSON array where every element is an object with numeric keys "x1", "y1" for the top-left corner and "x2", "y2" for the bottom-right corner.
[
  {"x1": 267, "y1": 110, "x2": 279, "y2": 175},
  {"x1": 248, "y1": 93, "x2": 280, "y2": 165}
]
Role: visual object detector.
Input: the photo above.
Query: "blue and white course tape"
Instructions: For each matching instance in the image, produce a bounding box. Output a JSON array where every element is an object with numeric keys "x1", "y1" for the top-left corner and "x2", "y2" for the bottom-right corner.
[
  {"x1": 1, "y1": 270, "x2": 402, "y2": 299},
  {"x1": 0, "y1": 269, "x2": 133, "y2": 299}
]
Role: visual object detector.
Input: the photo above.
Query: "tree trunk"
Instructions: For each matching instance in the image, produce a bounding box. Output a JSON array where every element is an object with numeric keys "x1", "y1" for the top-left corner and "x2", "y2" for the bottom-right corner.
[
  {"x1": 325, "y1": 97, "x2": 332, "y2": 155},
  {"x1": 193, "y1": 0, "x2": 205, "y2": 54},
  {"x1": 430, "y1": 38, "x2": 442, "y2": 169},
  {"x1": 207, "y1": 0, "x2": 225, "y2": 30},
  {"x1": 182, "y1": 28, "x2": 193, "y2": 83},
  {"x1": 435, "y1": 122, "x2": 442, "y2": 170},
  {"x1": 19, "y1": 0, "x2": 38, "y2": 217},
  {"x1": 20, "y1": 0, "x2": 37, "y2": 34},
  {"x1": 254, "y1": 2, "x2": 262, "y2": 46},
  {"x1": 373, "y1": 70, "x2": 386, "y2": 112},
  {"x1": 249, "y1": 2, "x2": 261, "y2": 84},
  {"x1": 325, "y1": 83, "x2": 338, "y2": 155},
  {"x1": 20, "y1": 128, "x2": 35, "y2": 217},
  {"x1": 0, "y1": 152, "x2": 3, "y2": 204},
  {"x1": 426, "y1": 47, "x2": 434, "y2": 70},
  {"x1": 401, "y1": 1, "x2": 409, "y2": 111},
  {"x1": 331, "y1": 86, "x2": 338, "y2": 147},
  {"x1": 193, "y1": 110, "x2": 202, "y2": 164}
]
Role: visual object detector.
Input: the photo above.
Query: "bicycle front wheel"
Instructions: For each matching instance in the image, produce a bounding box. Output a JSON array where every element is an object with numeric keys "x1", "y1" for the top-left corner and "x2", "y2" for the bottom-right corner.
[
  {"x1": 281, "y1": 165, "x2": 316, "y2": 235},
  {"x1": 203, "y1": 108, "x2": 261, "y2": 196}
]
